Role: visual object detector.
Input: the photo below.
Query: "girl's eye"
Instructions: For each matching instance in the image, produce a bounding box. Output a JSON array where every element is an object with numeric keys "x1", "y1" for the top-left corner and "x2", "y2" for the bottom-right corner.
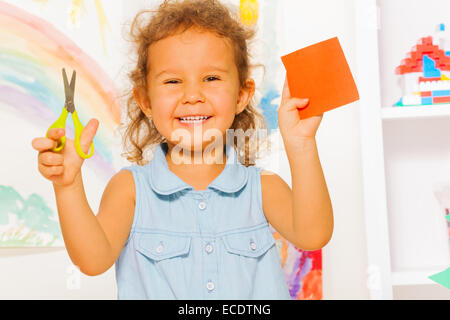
[
  {"x1": 164, "y1": 80, "x2": 180, "y2": 84},
  {"x1": 164, "y1": 77, "x2": 219, "y2": 84}
]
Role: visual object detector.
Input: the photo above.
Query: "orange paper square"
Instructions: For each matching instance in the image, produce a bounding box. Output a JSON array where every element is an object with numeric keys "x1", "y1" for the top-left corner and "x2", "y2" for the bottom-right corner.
[{"x1": 281, "y1": 37, "x2": 359, "y2": 119}]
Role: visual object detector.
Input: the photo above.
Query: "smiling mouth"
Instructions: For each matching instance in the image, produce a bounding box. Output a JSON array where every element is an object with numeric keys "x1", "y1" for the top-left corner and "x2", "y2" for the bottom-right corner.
[{"x1": 177, "y1": 115, "x2": 212, "y2": 124}]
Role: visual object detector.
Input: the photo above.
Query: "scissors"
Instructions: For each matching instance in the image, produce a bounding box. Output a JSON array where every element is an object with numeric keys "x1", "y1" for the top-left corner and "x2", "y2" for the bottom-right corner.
[{"x1": 46, "y1": 68, "x2": 94, "y2": 159}]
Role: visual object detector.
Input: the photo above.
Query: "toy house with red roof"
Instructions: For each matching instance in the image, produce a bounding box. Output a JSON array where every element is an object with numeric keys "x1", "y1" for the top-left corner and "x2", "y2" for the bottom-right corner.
[{"x1": 395, "y1": 24, "x2": 450, "y2": 106}]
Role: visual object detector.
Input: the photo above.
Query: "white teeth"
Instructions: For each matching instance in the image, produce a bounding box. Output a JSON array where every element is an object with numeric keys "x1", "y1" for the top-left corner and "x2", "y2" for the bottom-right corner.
[{"x1": 179, "y1": 116, "x2": 210, "y2": 123}]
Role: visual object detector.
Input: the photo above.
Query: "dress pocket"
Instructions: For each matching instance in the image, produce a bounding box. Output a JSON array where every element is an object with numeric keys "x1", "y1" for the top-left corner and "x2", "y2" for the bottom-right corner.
[
  {"x1": 223, "y1": 225, "x2": 275, "y2": 258},
  {"x1": 136, "y1": 232, "x2": 192, "y2": 262}
]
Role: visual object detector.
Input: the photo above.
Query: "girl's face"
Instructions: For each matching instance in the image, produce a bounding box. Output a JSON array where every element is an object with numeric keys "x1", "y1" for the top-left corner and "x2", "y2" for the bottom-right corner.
[{"x1": 135, "y1": 27, "x2": 255, "y2": 151}]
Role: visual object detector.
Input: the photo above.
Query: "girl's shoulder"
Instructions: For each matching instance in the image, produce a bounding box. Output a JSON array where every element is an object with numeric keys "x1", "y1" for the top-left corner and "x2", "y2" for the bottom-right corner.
[{"x1": 109, "y1": 169, "x2": 136, "y2": 203}]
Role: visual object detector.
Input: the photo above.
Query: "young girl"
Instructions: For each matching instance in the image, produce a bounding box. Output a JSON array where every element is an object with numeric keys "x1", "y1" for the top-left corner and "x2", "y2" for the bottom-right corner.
[{"x1": 31, "y1": 0, "x2": 333, "y2": 299}]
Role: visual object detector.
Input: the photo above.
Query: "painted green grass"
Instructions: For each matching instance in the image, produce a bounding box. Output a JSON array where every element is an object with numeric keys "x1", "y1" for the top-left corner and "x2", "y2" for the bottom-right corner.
[{"x1": 0, "y1": 185, "x2": 62, "y2": 247}]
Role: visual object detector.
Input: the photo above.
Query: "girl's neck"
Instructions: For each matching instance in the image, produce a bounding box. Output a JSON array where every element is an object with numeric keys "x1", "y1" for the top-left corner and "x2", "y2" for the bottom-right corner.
[{"x1": 163, "y1": 142, "x2": 227, "y2": 191}]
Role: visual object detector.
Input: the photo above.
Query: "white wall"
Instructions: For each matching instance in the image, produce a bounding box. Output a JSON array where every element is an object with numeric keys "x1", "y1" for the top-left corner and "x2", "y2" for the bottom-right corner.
[{"x1": 0, "y1": 0, "x2": 370, "y2": 300}]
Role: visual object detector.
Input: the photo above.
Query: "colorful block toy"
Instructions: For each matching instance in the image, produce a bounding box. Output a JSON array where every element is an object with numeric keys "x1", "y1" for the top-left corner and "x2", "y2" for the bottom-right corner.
[{"x1": 395, "y1": 24, "x2": 450, "y2": 107}]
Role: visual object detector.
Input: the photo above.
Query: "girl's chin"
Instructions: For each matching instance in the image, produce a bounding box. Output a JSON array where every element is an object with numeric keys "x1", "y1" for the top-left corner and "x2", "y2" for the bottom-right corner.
[
  {"x1": 168, "y1": 141, "x2": 221, "y2": 151},
  {"x1": 165, "y1": 135, "x2": 226, "y2": 153}
]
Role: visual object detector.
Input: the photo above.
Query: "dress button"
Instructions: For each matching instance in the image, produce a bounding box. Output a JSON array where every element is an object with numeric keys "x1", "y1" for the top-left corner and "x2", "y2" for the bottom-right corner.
[
  {"x1": 205, "y1": 243, "x2": 213, "y2": 254},
  {"x1": 250, "y1": 240, "x2": 257, "y2": 251},
  {"x1": 156, "y1": 242, "x2": 164, "y2": 253},
  {"x1": 198, "y1": 201, "x2": 207, "y2": 210},
  {"x1": 206, "y1": 280, "x2": 215, "y2": 291}
]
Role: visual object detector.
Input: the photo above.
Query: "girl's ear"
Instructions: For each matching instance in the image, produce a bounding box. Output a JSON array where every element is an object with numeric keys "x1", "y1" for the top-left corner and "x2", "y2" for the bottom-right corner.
[
  {"x1": 236, "y1": 78, "x2": 255, "y2": 115},
  {"x1": 133, "y1": 87, "x2": 152, "y2": 118}
]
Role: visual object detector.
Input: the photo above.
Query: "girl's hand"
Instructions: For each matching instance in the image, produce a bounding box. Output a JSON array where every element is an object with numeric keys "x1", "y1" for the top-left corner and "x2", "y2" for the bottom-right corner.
[
  {"x1": 278, "y1": 76, "x2": 323, "y2": 145},
  {"x1": 31, "y1": 119, "x2": 99, "y2": 187}
]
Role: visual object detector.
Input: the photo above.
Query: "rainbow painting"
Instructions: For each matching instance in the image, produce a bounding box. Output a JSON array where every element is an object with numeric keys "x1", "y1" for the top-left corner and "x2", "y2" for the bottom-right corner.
[
  {"x1": 0, "y1": 1, "x2": 121, "y2": 246},
  {"x1": 272, "y1": 228, "x2": 322, "y2": 299}
]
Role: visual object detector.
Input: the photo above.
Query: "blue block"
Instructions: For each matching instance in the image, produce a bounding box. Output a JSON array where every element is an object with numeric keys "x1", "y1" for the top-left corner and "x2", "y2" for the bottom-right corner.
[
  {"x1": 423, "y1": 55, "x2": 441, "y2": 78},
  {"x1": 440, "y1": 23, "x2": 446, "y2": 31},
  {"x1": 433, "y1": 90, "x2": 450, "y2": 97},
  {"x1": 422, "y1": 97, "x2": 433, "y2": 105}
]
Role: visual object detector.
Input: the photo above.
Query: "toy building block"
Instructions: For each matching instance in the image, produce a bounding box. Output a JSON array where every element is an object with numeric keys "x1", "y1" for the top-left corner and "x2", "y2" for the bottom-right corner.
[
  {"x1": 422, "y1": 97, "x2": 433, "y2": 104},
  {"x1": 433, "y1": 96, "x2": 450, "y2": 103},
  {"x1": 432, "y1": 89, "x2": 450, "y2": 97},
  {"x1": 419, "y1": 77, "x2": 441, "y2": 82},
  {"x1": 423, "y1": 55, "x2": 441, "y2": 77},
  {"x1": 395, "y1": 24, "x2": 450, "y2": 107}
]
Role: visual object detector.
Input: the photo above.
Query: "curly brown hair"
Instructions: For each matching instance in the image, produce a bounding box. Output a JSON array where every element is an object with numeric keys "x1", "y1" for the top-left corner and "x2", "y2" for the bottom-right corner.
[{"x1": 120, "y1": 0, "x2": 269, "y2": 166}]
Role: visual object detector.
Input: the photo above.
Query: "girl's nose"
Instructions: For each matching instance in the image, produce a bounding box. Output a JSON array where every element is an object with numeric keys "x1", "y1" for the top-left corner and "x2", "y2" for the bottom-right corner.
[{"x1": 182, "y1": 87, "x2": 206, "y2": 104}]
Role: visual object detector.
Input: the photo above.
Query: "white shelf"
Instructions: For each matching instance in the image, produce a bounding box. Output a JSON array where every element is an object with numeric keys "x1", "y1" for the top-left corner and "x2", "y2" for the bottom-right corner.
[
  {"x1": 356, "y1": 0, "x2": 450, "y2": 299},
  {"x1": 391, "y1": 268, "x2": 447, "y2": 286},
  {"x1": 381, "y1": 104, "x2": 450, "y2": 120}
]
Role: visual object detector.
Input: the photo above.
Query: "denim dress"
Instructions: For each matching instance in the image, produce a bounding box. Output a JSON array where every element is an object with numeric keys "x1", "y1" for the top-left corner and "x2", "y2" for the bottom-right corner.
[{"x1": 115, "y1": 142, "x2": 291, "y2": 300}]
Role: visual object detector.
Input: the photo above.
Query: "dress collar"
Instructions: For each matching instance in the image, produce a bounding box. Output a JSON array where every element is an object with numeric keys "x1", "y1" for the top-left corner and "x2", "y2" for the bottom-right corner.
[{"x1": 149, "y1": 142, "x2": 249, "y2": 195}]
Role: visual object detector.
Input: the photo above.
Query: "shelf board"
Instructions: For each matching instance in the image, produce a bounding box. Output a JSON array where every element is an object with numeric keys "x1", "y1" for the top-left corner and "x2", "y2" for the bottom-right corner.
[
  {"x1": 381, "y1": 104, "x2": 450, "y2": 120},
  {"x1": 391, "y1": 268, "x2": 447, "y2": 286}
]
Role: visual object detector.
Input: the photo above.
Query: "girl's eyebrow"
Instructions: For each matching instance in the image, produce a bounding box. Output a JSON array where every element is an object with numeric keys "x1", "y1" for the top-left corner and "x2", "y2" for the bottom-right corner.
[
  {"x1": 155, "y1": 69, "x2": 177, "y2": 79},
  {"x1": 203, "y1": 66, "x2": 230, "y2": 73}
]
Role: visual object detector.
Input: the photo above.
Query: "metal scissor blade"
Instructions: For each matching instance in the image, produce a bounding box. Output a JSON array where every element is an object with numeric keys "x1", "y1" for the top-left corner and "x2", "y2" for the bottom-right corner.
[
  {"x1": 69, "y1": 70, "x2": 76, "y2": 93},
  {"x1": 62, "y1": 68, "x2": 76, "y2": 113},
  {"x1": 62, "y1": 68, "x2": 71, "y2": 99}
]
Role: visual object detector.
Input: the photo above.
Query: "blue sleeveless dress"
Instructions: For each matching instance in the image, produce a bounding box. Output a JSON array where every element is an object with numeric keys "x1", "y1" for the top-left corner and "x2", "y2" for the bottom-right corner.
[{"x1": 116, "y1": 142, "x2": 291, "y2": 300}]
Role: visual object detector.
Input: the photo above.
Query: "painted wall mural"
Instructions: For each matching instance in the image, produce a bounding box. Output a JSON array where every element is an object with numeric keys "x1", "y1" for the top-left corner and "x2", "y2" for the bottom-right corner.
[{"x1": 0, "y1": 1, "x2": 121, "y2": 246}]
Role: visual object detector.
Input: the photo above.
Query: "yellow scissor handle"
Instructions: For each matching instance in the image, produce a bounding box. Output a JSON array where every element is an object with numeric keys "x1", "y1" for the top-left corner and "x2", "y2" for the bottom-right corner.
[
  {"x1": 46, "y1": 108, "x2": 68, "y2": 152},
  {"x1": 72, "y1": 110, "x2": 95, "y2": 159},
  {"x1": 46, "y1": 109, "x2": 95, "y2": 159}
]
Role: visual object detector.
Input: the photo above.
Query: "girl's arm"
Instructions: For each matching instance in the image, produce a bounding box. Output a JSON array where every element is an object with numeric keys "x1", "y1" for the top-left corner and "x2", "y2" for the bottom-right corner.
[
  {"x1": 287, "y1": 138, "x2": 333, "y2": 250},
  {"x1": 32, "y1": 123, "x2": 135, "y2": 276},
  {"x1": 53, "y1": 170, "x2": 135, "y2": 276},
  {"x1": 261, "y1": 77, "x2": 333, "y2": 251},
  {"x1": 261, "y1": 149, "x2": 333, "y2": 251}
]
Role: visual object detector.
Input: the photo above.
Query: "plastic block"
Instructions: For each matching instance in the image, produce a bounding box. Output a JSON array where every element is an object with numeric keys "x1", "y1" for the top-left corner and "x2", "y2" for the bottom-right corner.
[
  {"x1": 419, "y1": 77, "x2": 441, "y2": 82},
  {"x1": 432, "y1": 89, "x2": 450, "y2": 97},
  {"x1": 422, "y1": 97, "x2": 433, "y2": 104},
  {"x1": 423, "y1": 55, "x2": 441, "y2": 78},
  {"x1": 433, "y1": 96, "x2": 450, "y2": 103},
  {"x1": 403, "y1": 95, "x2": 422, "y2": 105}
]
